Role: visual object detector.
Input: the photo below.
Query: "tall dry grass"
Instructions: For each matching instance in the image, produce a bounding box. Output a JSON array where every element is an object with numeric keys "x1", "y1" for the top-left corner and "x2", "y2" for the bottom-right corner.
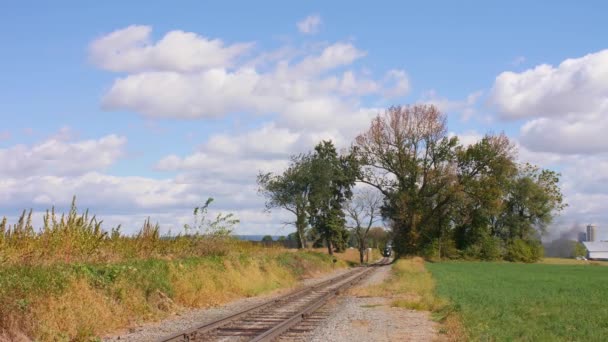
[
  {"x1": 0, "y1": 250, "x2": 342, "y2": 341},
  {"x1": 0, "y1": 197, "x2": 260, "y2": 266},
  {"x1": 0, "y1": 199, "x2": 345, "y2": 341}
]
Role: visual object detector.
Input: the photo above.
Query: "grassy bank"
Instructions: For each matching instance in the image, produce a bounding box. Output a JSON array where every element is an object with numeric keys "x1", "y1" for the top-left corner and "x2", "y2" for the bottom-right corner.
[
  {"x1": 0, "y1": 250, "x2": 344, "y2": 341},
  {"x1": 352, "y1": 258, "x2": 463, "y2": 340},
  {"x1": 427, "y1": 261, "x2": 608, "y2": 341}
]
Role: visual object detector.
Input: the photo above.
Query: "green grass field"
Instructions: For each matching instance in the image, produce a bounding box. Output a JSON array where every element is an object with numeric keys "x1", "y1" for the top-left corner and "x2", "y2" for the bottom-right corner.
[{"x1": 426, "y1": 261, "x2": 608, "y2": 341}]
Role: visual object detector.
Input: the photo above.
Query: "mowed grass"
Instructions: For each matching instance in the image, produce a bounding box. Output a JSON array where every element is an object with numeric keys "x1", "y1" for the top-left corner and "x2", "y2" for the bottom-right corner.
[{"x1": 426, "y1": 261, "x2": 608, "y2": 341}]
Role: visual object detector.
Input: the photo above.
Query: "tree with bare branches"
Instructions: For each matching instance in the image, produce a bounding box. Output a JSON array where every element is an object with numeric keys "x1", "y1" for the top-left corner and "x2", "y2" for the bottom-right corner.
[{"x1": 345, "y1": 188, "x2": 383, "y2": 264}]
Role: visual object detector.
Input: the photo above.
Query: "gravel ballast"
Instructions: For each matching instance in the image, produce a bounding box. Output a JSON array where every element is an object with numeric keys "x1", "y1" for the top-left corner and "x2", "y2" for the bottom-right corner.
[{"x1": 102, "y1": 267, "x2": 350, "y2": 342}]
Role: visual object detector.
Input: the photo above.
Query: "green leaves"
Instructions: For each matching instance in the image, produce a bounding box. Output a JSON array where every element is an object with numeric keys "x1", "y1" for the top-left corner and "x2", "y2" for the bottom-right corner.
[
  {"x1": 184, "y1": 197, "x2": 239, "y2": 237},
  {"x1": 257, "y1": 153, "x2": 314, "y2": 248},
  {"x1": 307, "y1": 141, "x2": 357, "y2": 254},
  {"x1": 353, "y1": 105, "x2": 565, "y2": 260}
]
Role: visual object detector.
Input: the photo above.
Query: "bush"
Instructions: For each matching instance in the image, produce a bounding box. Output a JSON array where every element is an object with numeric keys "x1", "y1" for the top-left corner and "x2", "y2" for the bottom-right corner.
[
  {"x1": 422, "y1": 238, "x2": 460, "y2": 260},
  {"x1": 505, "y1": 239, "x2": 544, "y2": 263},
  {"x1": 479, "y1": 235, "x2": 503, "y2": 261}
]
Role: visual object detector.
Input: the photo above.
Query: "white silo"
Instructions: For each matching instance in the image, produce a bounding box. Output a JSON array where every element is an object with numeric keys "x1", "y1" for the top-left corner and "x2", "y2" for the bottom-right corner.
[{"x1": 587, "y1": 224, "x2": 597, "y2": 242}]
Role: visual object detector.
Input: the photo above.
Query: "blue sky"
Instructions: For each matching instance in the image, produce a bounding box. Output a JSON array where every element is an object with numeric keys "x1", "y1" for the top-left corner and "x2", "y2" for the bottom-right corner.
[{"x1": 1, "y1": 1, "x2": 607, "y2": 239}]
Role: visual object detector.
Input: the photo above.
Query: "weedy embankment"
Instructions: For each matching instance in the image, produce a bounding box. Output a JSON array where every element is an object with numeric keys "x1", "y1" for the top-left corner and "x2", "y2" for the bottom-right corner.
[{"x1": 0, "y1": 202, "x2": 345, "y2": 341}]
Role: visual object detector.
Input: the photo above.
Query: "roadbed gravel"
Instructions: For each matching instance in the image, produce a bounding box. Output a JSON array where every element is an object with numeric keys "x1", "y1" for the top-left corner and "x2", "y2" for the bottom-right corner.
[
  {"x1": 102, "y1": 266, "x2": 351, "y2": 342},
  {"x1": 293, "y1": 263, "x2": 440, "y2": 342}
]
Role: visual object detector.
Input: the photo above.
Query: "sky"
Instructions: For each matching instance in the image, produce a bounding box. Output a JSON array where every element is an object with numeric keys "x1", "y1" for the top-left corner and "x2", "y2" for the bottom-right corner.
[{"x1": 1, "y1": 1, "x2": 607, "y2": 240}]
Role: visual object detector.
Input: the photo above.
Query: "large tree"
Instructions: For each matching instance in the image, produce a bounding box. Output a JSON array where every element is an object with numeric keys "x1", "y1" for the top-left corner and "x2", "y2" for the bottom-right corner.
[
  {"x1": 353, "y1": 105, "x2": 459, "y2": 255},
  {"x1": 453, "y1": 134, "x2": 518, "y2": 255},
  {"x1": 308, "y1": 141, "x2": 358, "y2": 255},
  {"x1": 353, "y1": 105, "x2": 565, "y2": 260},
  {"x1": 257, "y1": 154, "x2": 313, "y2": 248}
]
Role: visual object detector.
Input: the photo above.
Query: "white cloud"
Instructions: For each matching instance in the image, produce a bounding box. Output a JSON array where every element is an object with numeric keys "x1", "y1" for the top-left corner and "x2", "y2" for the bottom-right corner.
[
  {"x1": 89, "y1": 25, "x2": 253, "y2": 72},
  {"x1": 95, "y1": 28, "x2": 401, "y2": 128},
  {"x1": 291, "y1": 43, "x2": 365, "y2": 75},
  {"x1": 0, "y1": 131, "x2": 11, "y2": 141},
  {"x1": 203, "y1": 123, "x2": 300, "y2": 158},
  {"x1": 0, "y1": 134, "x2": 126, "y2": 178},
  {"x1": 519, "y1": 111, "x2": 608, "y2": 154},
  {"x1": 420, "y1": 90, "x2": 483, "y2": 120},
  {"x1": 491, "y1": 49, "x2": 608, "y2": 120},
  {"x1": 383, "y1": 69, "x2": 411, "y2": 98},
  {"x1": 1, "y1": 25, "x2": 418, "y2": 235},
  {"x1": 490, "y1": 49, "x2": 608, "y2": 155},
  {"x1": 297, "y1": 14, "x2": 322, "y2": 34},
  {"x1": 0, "y1": 171, "x2": 272, "y2": 234},
  {"x1": 449, "y1": 130, "x2": 482, "y2": 147}
]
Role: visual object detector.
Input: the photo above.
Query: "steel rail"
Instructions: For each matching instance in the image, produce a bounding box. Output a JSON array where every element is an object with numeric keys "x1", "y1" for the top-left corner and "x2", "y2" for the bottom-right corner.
[
  {"x1": 157, "y1": 260, "x2": 382, "y2": 342},
  {"x1": 249, "y1": 262, "x2": 381, "y2": 342}
]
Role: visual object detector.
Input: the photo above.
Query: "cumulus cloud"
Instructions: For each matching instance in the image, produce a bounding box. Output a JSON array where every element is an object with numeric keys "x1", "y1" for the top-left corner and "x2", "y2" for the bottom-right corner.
[
  {"x1": 0, "y1": 134, "x2": 126, "y2": 178},
  {"x1": 449, "y1": 130, "x2": 482, "y2": 147},
  {"x1": 99, "y1": 42, "x2": 373, "y2": 121},
  {"x1": 2, "y1": 24, "x2": 417, "y2": 235},
  {"x1": 490, "y1": 49, "x2": 608, "y2": 155},
  {"x1": 203, "y1": 123, "x2": 300, "y2": 158},
  {"x1": 89, "y1": 25, "x2": 253, "y2": 72},
  {"x1": 491, "y1": 49, "x2": 608, "y2": 119},
  {"x1": 519, "y1": 111, "x2": 608, "y2": 154},
  {"x1": 297, "y1": 14, "x2": 322, "y2": 34},
  {"x1": 420, "y1": 90, "x2": 483, "y2": 120},
  {"x1": 93, "y1": 26, "x2": 407, "y2": 128},
  {"x1": 383, "y1": 70, "x2": 411, "y2": 98}
]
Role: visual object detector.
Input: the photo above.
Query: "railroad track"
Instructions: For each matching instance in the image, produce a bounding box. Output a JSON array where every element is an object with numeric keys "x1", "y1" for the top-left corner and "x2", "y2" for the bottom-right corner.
[{"x1": 158, "y1": 258, "x2": 390, "y2": 342}]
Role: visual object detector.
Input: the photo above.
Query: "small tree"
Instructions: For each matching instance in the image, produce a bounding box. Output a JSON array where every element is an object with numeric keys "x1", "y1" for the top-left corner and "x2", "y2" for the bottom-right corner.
[
  {"x1": 261, "y1": 235, "x2": 274, "y2": 242},
  {"x1": 573, "y1": 241, "x2": 587, "y2": 258},
  {"x1": 257, "y1": 155, "x2": 313, "y2": 248},
  {"x1": 345, "y1": 188, "x2": 383, "y2": 263}
]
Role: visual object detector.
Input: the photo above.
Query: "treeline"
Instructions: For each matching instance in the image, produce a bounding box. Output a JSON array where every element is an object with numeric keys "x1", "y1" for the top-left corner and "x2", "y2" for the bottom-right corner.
[
  {"x1": 258, "y1": 105, "x2": 565, "y2": 262},
  {"x1": 258, "y1": 227, "x2": 389, "y2": 250}
]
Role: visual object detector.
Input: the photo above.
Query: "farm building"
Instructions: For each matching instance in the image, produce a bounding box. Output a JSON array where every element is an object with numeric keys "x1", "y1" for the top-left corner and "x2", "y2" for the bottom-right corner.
[{"x1": 582, "y1": 241, "x2": 608, "y2": 260}]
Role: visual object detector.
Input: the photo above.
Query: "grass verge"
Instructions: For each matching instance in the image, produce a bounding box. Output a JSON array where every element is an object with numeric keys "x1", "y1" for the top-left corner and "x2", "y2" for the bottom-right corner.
[
  {"x1": 351, "y1": 258, "x2": 464, "y2": 341},
  {"x1": 0, "y1": 251, "x2": 345, "y2": 341},
  {"x1": 427, "y1": 261, "x2": 608, "y2": 341}
]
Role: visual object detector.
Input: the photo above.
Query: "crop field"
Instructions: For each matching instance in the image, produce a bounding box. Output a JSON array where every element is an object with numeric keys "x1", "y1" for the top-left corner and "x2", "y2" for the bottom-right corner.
[{"x1": 427, "y1": 261, "x2": 608, "y2": 341}]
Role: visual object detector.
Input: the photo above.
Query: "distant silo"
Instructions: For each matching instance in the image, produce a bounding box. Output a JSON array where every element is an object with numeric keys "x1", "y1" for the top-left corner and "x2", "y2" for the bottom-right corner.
[
  {"x1": 578, "y1": 231, "x2": 587, "y2": 243},
  {"x1": 587, "y1": 224, "x2": 597, "y2": 242}
]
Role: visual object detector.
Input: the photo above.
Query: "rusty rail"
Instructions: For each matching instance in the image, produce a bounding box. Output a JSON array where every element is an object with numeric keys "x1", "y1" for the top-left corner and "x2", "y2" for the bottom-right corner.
[{"x1": 158, "y1": 258, "x2": 389, "y2": 342}]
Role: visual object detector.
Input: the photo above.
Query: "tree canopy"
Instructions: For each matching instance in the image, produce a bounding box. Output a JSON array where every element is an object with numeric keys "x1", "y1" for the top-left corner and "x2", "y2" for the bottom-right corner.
[{"x1": 258, "y1": 104, "x2": 565, "y2": 262}]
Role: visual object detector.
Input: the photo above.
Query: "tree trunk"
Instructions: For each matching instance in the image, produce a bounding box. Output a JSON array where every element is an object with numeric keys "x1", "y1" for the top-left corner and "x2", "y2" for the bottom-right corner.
[
  {"x1": 296, "y1": 211, "x2": 306, "y2": 249},
  {"x1": 327, "y1": 239, "x2": 333, "y2": 256},
  {"x1": 297, "y1": 227, "x2": 305, "y2": 249}
]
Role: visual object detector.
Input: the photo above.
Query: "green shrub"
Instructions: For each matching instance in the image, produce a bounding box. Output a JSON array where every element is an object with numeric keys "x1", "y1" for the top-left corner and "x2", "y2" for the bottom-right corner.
[{"x1": 505, "y1": 238, "x2": 543, "y2": 262}]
